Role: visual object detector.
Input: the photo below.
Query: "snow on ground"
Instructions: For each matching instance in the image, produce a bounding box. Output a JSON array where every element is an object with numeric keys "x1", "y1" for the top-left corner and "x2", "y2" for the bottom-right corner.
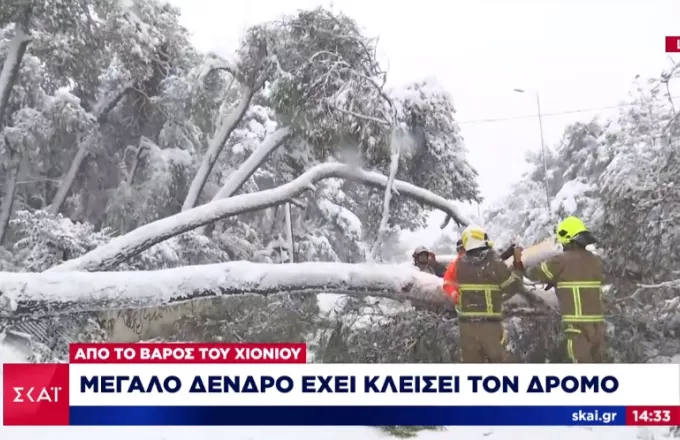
[{"x1": 0, "y1": 341, "x2": 665, "y2": 439}]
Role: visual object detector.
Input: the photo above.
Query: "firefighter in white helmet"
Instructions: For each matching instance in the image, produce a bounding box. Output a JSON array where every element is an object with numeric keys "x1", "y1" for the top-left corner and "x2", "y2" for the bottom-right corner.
[{"x1": 453, "y1": 225, "x2": 523, "y2": 362}]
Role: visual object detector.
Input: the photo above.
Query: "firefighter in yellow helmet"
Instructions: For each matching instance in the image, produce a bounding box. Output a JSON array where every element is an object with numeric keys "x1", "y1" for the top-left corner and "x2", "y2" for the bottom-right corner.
[
  {"x1": 455, "y1": 225, "x2": 523, "y2": 363},
  {"x1": 513, "y1": 216, "x2": 605, "y2": 363}
]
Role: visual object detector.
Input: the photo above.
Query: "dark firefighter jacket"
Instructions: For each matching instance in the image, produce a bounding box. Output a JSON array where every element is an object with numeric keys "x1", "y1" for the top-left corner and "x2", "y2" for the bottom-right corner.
[
  {"x1": 455, "y1": 249, "x2": 523, "y2": 322},
  {"x1": 432, "y1": 261, "x2": 446, "y2": 278},
  {"x1": 524, "y1": 248, "x2": 605, "y2": 324}
]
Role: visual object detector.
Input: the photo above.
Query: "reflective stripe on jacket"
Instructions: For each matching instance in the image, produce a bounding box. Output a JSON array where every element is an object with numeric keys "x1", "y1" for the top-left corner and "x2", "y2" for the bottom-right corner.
[
  {"x1": 455, "y1": 250, "x2": 523, "y2": 321},
  {"x1": 525, "y1": 248, "x2": 605, "y2": 323}
]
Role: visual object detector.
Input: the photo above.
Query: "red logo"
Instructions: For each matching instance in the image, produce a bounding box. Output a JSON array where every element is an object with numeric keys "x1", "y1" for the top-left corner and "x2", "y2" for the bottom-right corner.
[
  {"x1": 2, "y1": 363, "x2": 69, "y2": 426},
  {"x1": 665, "y1": 36, "x2": 680, "y2": 52}
]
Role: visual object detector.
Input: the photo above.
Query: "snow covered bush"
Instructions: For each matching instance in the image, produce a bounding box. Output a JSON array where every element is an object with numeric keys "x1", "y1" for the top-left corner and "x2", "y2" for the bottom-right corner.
[{"x1": 9, "y1": 210, "x2": 113, "y2": 272}]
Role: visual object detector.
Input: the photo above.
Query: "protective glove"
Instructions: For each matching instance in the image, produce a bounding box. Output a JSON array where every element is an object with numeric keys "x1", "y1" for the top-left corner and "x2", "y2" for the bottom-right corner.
[{"x1": 512, "y1": 246, "x2": 524, "y2": 271}]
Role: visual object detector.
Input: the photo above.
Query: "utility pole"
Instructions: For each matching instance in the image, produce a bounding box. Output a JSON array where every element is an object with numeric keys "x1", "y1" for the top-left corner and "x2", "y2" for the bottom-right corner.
[{"x1": 514, "y1": 88, "x2": 551, "y2": 214}]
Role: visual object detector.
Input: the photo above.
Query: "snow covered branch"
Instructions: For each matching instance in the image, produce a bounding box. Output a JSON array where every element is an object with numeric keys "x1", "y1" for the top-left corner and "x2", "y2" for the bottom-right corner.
[
  {"x1": 200, "y1": 53, "x2": 241, "y2": 80},
  {"x1": 632, "y1": 278, "x2": 680, "y2": 298},
  {"x1": 182, "y1": 85, "x2": 256, "y2": 211},
  {"x1": 211, "y1": 126, "x2": 292, "y2": 201},
  {"x1": 48, "y1": 162, "x2": 473, "y2": 272},
  {"x1": 370, "y1": 130, "x2": 402, "y2": 260}
]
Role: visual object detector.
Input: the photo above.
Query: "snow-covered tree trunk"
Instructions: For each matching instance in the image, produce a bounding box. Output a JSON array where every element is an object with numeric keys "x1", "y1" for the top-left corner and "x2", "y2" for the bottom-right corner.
[
  {"x1": 1, "y1": 261, "x2": 554, "y2": 317},
  {"x1": 47, "y1": 133, "x2": 87, "y2": 215},
  {"x1": 284, "y1": 202, "x2": 294, "y2": 263},
  {"x1": 0, "y1": 5, "x2": 32, "y2": 128},
  {"x1": 47, "y1": 163, "x2": 473, "y2": 272},
  {"x1": 370, "y1": 131, "x2": 402, "y2": 260},
  {"x1": 126, "y1": 137, "x2": 151, "y2": 186},
  {"x1": 211, "y1": 126, "x2": 291, "y2": 201},
  {"x1": 48, "y1": 86, "x2": 130, "y2": 215},
  {"x1": 181, "y1": 86, "x2": 255, "y2": 211},
  {"x1": 0, "y1": 142, "x2": 24, "y2": 244}
]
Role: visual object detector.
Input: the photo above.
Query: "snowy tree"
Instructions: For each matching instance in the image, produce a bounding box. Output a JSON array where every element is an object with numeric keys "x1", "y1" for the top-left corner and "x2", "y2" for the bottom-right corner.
[{"x1": 6, "y1": 2, "x2": 639, "y2": 377}]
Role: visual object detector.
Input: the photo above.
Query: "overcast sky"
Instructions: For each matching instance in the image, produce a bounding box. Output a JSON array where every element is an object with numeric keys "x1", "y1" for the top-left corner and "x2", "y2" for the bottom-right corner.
[{"x1": 169, "y1": 0, "x2": 680, "y2": 245}]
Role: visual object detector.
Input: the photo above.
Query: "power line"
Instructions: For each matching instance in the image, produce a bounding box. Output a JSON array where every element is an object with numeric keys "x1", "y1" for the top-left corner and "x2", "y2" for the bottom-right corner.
[{"x1": 457, "y1": 96, "x2": 680, "y2": 125}]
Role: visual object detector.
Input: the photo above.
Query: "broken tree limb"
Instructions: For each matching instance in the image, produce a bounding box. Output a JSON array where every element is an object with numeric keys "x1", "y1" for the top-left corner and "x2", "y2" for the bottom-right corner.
[
  {"x1": 47, "y1": 163, "x2": 473, "y2": 272},
  {"x1": 4, "y1": 262, "x2": 450, "y2": 316},
  {"x1": 1, "y1": 262, "x2": 554, "y2": 319}
]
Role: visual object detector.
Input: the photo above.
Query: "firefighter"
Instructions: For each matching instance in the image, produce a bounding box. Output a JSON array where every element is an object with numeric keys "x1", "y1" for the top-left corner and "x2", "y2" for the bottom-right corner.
[
  {"x1": 513, "y1": 216, "x2": 605, "y2": 363},
  {"x1": 455, "y1": 226, "x2": 523, "y2": 363},
  {"x1": 412, "y1": 246, "x2": 435, "y2": 274}
]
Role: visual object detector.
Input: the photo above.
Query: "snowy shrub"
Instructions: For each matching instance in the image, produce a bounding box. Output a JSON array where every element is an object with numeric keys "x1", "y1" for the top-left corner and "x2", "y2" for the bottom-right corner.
[{"x1": 10, "y1": 210, "x2": 113, "y2": 272}]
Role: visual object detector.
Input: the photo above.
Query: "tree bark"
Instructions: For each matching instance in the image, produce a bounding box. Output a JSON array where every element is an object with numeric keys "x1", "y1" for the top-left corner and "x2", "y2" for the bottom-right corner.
[
  {"x1": 0, "y1": 140, "x2": 25, "y2": 244},
  {"x1": 46, "y1": 163, "x2": 473, "y2": 272},
  {"x1": 0, "y1": 261, "x2": 555, "y2": 317},
  {"x1": 370, "y1": 130, "x2": 401, "y2": 260},
  {"x1": 284, "y1": 202, "x2": 294, "y2": 263},
  {"x1": 0, "y1": 4, "x2": 32, "y2": 128},
  {"x1": 182, "y1": 86, "x2": 255, "y2": 211},
  {"x1": 126, "y1": 136, "x2": 152, "y2": 186},
  {"x1": 47, "y1": 133, "x2": 87, "y2": 215}
]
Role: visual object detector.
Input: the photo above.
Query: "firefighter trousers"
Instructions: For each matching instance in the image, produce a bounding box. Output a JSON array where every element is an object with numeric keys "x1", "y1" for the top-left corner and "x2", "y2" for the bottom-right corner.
[
  {"x1": 563, "y1": 322, "x2": 606, "y2": 363},
  {"x1": 459, "y1": 321, "x2": 511, "y2": 363}
]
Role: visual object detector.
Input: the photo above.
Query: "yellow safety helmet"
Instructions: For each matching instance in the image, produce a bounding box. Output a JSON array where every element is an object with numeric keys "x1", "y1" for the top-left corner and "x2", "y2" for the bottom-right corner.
[
  {"x1": 461, "y1": 225, "x2": 492, "y2": 251},
  {"x1": 554, "y1": 216, "x2": 588, "y2": 245}
]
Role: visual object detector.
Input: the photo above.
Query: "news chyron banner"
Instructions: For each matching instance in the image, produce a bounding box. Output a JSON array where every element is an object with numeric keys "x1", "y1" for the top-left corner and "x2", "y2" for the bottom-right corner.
[{"x1": 3, "y1": 342, "x2": 680, "y2": 426}]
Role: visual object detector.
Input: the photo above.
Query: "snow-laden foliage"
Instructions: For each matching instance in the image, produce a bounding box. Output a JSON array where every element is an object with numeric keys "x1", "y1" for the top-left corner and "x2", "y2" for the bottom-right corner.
[
  {"x1": 4, "y1": 209, "x2": 228, "y2": 272},
  {"x1": 9, "y1": 210, "x2": 112, "y2": 272}
]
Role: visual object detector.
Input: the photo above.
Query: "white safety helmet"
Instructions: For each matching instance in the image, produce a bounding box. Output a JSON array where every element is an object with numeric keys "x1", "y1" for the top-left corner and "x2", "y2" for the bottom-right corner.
[{"x1": 460, "y1": 225, "x2": 492, "y2": 252}]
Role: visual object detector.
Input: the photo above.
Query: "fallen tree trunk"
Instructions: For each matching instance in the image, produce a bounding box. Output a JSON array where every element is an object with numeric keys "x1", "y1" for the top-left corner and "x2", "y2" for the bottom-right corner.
[
  {"x1": 0, "y1": 262, "x2": 555, "y2": 318},
  {"x1": 3, "y1": 262, "x2": 446, "y2": 316},
  {"x1": 46, "y1": 163, "x2": 473, "y2": 272}
]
